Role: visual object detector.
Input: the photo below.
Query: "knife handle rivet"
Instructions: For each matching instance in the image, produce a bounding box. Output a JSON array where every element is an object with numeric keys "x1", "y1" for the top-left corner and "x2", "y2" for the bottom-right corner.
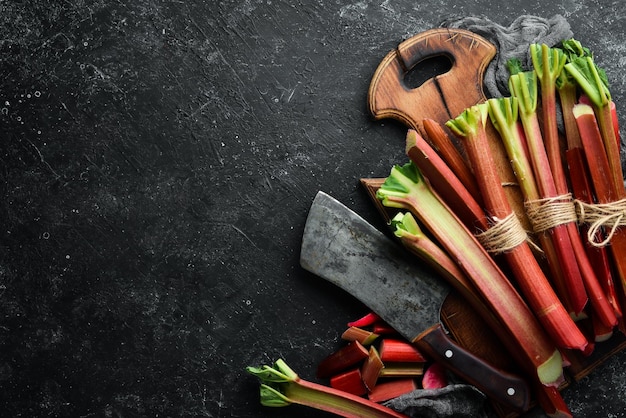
[
  {"x1": 507, "y1": 387, "x2": 516, "y2": 396},
  {"x1": 444, "y1": 349, "x2": 453, "y2": 358}
]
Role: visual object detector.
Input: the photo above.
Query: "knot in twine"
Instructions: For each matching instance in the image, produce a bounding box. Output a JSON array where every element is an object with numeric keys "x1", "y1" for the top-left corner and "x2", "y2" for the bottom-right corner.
[
  {"x1": 524, "y1": 194, "x2": 578, "y2": 233},
  {"x1": 575, "y1": 198, "x2": 626, "y2": 247},
  {"x1": 474, "y1": 212, "x2": 528, "y2": 254}
]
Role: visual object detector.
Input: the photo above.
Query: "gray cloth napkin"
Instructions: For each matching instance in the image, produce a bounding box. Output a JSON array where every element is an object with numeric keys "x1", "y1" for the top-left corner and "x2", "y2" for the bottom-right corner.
[
  {"x1": 440, "y1": 14, "x2": 573, "y2": 98},
  {"x1": 384, "y1": 384, "x2": 492, "y2": 418}
]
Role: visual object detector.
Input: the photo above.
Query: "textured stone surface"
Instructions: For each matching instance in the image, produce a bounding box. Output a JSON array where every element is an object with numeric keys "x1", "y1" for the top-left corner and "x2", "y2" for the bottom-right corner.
[{"x1": 1, "y1": 1, "x2": 626, "y2": 417}]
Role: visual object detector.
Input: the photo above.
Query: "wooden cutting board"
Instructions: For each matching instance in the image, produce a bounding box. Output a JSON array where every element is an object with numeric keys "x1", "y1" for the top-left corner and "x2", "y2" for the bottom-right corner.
[{"x1": 365, "y1": 28, "x2": 626, "y2": 417}]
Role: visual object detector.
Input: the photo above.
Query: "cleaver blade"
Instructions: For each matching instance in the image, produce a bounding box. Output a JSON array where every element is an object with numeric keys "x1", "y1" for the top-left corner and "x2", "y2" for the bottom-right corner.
[{"x1": 300, "y1": 191, "x2": 529, "y2": 411}]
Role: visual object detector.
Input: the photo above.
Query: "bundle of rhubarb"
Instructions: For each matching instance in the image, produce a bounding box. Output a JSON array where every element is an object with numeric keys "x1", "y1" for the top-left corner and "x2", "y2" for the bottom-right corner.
[{"x1": 375, "y1": 39, "x2": 626, "y2": 415}]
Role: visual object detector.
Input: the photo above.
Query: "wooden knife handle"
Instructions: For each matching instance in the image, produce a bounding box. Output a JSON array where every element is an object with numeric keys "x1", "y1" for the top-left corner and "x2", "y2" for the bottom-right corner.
[
  {"x1": 413, "y1": 324, "x2": 530, "y2": 412},
  {"x1": 368, "y1": 28, "x2": 495, "y2": 134}
]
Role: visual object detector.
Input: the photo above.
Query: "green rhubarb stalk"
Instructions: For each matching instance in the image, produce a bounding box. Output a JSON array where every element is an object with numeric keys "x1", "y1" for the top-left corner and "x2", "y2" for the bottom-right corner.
[
  {"x1": 447, "y1": 103, "x2": 588, "y2": 351},
  {"x1": 558, "y1": 38, "x2": 591, "y2": 151},
  {"x1": 377, "y1": 162, "x2": 564, "y2": 386},
  {"x1": 530, "y1": 43, "x2": 568, "y2": 194},
  {"x1": 509, "y1": 71, "x2": 588, "y2": 315},
  {"x1": 247, "y1": 359, "x2": 408, "y2": 417},
  {"x1": 488, "y1": 97, "x2": 575, "y2": 313}
]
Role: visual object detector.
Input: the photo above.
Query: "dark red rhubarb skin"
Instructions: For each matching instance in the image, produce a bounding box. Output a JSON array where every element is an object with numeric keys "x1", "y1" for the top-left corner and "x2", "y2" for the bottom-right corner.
[
  {"x1": 574, "y1": 105, "x2": 626, "y2": 326},
  {"x1": 566, "y1": 147, "x2": 622, "y2": 322},
  {"x1": 405, "y1": 129, "x2": 488, "y2": 232},
  {"x1": 422, "y1": 118, "x2": 482, "y2": 200}
]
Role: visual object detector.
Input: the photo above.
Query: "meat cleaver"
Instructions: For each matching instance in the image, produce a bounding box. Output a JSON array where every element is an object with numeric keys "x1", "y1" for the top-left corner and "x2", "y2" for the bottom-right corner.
[{"x1": 300, "y1": 191, "x2": 530, "y2": 411}]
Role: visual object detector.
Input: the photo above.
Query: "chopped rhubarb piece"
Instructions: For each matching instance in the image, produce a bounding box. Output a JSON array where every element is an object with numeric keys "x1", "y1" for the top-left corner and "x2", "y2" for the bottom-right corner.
[
  {"x1": 330, "y1": 368, "x2": 367, "y2": 396},
  {"x1": 317, "y1": 340, "x2": 369, "y2": 379},
  {"x1": 361, "y1": 346, "x2": 384, "y2": 391},
  {"x1": 421, "y1": 362, "x2": 448, "y2": 389},
  {"x1": 368, "y1": 378, "x2": 418, "y2": 403},
  {"x1": 347, "y1": 312, "x2": 382, "y2": 328},
  {"x1": 379, "y1": 339, "x2": 426, "y2": 363},
  {"x1": 372, "y1": 323, "x2": 398, "y2": 335},
  {"x1": 379, "y1": 363, "x2": 425, "y2": 377},
  {"x1": 342, "y1": 326, "x2": 379, "y2": 345}
]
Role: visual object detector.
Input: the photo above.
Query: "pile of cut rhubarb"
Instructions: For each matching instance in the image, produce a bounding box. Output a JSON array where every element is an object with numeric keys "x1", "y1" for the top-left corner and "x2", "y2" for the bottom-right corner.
[
  {"x1": 248, "y1": 39, "x2": 626, "y2": 417},
  {"x1": 247, "y1": 312, "x2": 448, "y2": 418}
]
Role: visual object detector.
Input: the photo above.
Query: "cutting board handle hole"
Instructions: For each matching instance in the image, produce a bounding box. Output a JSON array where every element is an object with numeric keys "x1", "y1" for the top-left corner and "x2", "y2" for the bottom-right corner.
[{"x1": 403, "y1": 55, "x2": 452, "y2": 90}]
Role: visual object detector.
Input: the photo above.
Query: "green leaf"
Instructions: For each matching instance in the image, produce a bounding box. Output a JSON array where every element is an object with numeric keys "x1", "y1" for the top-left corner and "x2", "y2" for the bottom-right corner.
[
  {"x1": 507, "y1": 58, "x2": 524, "y2": 76},
  {"x1": 259, "y1": 384, "x2": 292, "y2": 407},
  {"x1": 561, "y1": 38, "x2": 592, "y2": 61},
  {"x1": 246, "y1": 364, "x2": 292, "y2": 383},
  {"x1": 564, "y1": 56, "x2": 611, "y2": 106}
]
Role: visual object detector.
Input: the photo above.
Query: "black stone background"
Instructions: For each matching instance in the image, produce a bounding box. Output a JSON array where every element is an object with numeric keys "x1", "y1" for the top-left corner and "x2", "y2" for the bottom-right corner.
[{"x1": 2, "y1": 1, "x2": 626, "y2": 417}]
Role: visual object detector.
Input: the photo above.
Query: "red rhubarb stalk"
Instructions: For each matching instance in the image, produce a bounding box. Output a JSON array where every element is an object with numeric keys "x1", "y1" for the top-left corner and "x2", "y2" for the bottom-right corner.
[
  {"x1": 573, "y1": 103, "x2": 626, "y2": 320},
  {"x1": 421, "y1": 362, "x2": 448, "y2": 389},
  {"x1": 536, "y1": 43, "x2": 620, "y2": 329},
  {"x1": 447, "y1": 103, "x2": 588, "y2": 351},
  {"x1": 247, "y1": 359, "x2": 409, "y2": 417},
  {"x1": 405, "y1": 129, "x2": 488, "y2": 231},
  {"x1": 422, "y1": 118, "x2": 482, "y2": 200},
  {"x1": 509, "y1": 71, "x2": 588, "y2": 314},
  {"x1": 361, "y1": 346, "x2": 384, "y2": 391},
  {"x1": 565, "y1": 147, "x2": 622, "y2": 320},
  {"x1": 487, "y1": 96, "x2": 579, "y2": 314},
  {"x1": 559, "y1": 65, "x2": 621, "y2": 323},
  {"x1": 565, "y1": 56, "x2": 622, "y2": 193},
  {"x1": 317, "y1": 340, "x2": 369, "y2": 378}
]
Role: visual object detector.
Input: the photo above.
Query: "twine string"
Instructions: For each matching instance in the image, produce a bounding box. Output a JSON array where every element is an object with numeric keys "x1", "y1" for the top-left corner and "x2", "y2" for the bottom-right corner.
[
  {"x1": 474, "y1": 212, "x2": 528, "y2": 254},
  {"x1": 524, "y1": 194, "x2": 578, "y2": 233},
  {"x1": 575, "y1": 198, "x2": 626, "y2": 247}
]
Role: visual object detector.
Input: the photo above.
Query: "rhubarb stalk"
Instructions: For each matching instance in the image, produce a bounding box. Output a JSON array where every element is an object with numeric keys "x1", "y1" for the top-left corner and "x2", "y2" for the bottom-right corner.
[
  {"x1": 565, "y1": 56, "x2": 622, "y2": 192},
  {"x1": 509, "y1": 70, "x2": 588, "y2": 314},
  {"x1": 573, "y1": 103, "x2": 626, "y2": 322},
  {"x1": 422, "y1": 118, "x2": 482, "y2": 200},
  {"x1": 247, "y1": 359, "x2": 409, "y2": 417},
  {"x1": 376, "y1": 161, "x2": 564, "y2": 386},
  {"x1": 446, "y1": 103, "x2": 588, "y2": 351},
  {"x1": 487, "y1": 97, "x2": 573, "y2": 312},
  {"x1": 532, "y1": 43, "x2": 619, "y2": 329},
  {"x1": 404, "y1": 129, "x2": 488, "y2": 232}
]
